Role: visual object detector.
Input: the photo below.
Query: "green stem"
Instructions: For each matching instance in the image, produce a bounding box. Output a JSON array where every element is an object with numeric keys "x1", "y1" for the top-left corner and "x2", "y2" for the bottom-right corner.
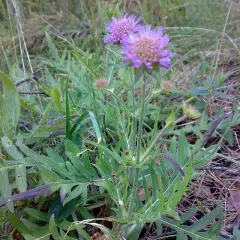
[
  {"x1": 140, "y1": 115, "x2": 186, "y2": 165},
  {"x1": 140, "y1": 125, "x2": 167, "y2": 164},
  {"x1": 131, "y1": 69, "x2": 136, "y2": 152},
  {"x1": 128, "y1": 72, "x2": 146, "y2": 219}
]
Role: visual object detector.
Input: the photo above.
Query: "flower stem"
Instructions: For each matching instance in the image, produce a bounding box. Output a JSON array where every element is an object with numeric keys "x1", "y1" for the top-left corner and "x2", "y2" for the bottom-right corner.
[
  {"x1": 140, "y1": 115, "x2": 186, "y2": 165},
  {"x1": 128, "y1": 72, "x2": 146, "y2": 219},
  {"x1": 131, "y1": 69, "x2": 136, "y2": 152}
]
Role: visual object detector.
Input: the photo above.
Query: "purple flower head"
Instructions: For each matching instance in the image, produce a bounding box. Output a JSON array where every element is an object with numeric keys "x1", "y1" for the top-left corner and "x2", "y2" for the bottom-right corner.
[
  {"x1": 122, "y1": 25, "x2": 174, "y2": 69},
  {"x1": 104, "y1": 14, "x2": 141, "y2": 44}
]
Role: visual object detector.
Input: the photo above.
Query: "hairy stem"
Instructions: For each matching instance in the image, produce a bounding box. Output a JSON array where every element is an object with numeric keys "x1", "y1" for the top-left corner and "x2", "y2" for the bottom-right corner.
[
  {"x1": 140, "y1": 116, "x2": 186, "y2": 165},
  {"x1": 128, "y1": 72, "x2": 146, "y2": 219},
  {"x1": 131, "y1": 69, "x2": 136, "y2": 152}
]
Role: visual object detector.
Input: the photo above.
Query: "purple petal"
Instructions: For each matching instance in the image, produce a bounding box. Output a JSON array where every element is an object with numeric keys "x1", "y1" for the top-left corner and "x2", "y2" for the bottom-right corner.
[
  {"x1": 60, "y1": 188, "x2": 68, "y2": 203},
  {"x1": 159, "y1": 57, "x2": 171, "y2": 68},
  {"x1": 157, "y1": 26, "x2": 164, "y2": 36},
  {"x1": 121, "y1": 24, "x2": 174, "y2": 69},
  {"x1": 160, "y1": 34, "x2": 170, "y2": 48},
  {"x1": 160, "y1": 50, "x2": 172, "y2": 58}
]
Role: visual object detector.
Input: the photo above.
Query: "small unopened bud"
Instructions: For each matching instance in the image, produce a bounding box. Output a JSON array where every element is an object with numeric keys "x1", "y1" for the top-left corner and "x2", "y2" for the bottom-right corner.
[
  {"x1": 183, "y1": 102, "x2": 201, "y2": 119},
  {"x1": 116, "y1": 179, "x2": 121, "y2": 184},
  {"x1": 161, "y1": 81, "x2": 173, "y2": 92},
  {"x1": 95, "y1": 79, "x2": 108, "y2": 89},
  {"x1": 118, "y1": 200, "x2": 124, "y2": 206}
]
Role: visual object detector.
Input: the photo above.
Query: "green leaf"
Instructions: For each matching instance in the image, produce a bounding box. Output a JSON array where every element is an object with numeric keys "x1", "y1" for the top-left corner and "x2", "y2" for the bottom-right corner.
[
  {"x1": 70, "y1": 112, "x2": 88, "y2": 135},
  {"x1": 1, "y1": 136, "x2": 25, "y2": 162},
  {"x1": 86, "y1": 140, "x2": 123, "y2": 163},
  {"x1": 233, "y1": 225, "x2": 240, "y2": 240},
  {"x1": 48, "y1": 197, "x2": 79, "y2": 222},
  {"x1": 224, "y1": 128, "x2": 234, "y2": 146},
  {"x1": 149, "y1": 162, "x2": 158, "y2": 202},
  {"x1": 118, "y1": 68, "x2": 130, "y2": 87},
  {"x1": 190, "y1": 206, "x2": 221, "y2": 232},
  {"x1": 199, "y1": 61, "x2": 212, "y2": 75},
  {"x1": 24, "y1": 208, "x2": 48, "y2": 222},
  {"x1": 8, "y1": 211, "x2": 32, "y2": 234},
  {"x1": 51, "y1": 87, "x2": 62, "y2": 112},
  {"x1": 15, "y1": 165, "x2": 27, "y2": 192},
  {"x1": 178, "y1": 131, "x2": 187, "y2": 166},
  {"x1": 66, "y1": 81, "x2": 71, "y2": 140},
  {"x1": 0, "y1": 168, "x2": 13, "y2": 211},
  {"x1": 63, "y1": 184, "x2": 83, "y2": 206},
  {"x1": 46, "y1": 148, "x2": 65, "y2": 166},
  {"x1": 164, "y1": 209, "x2": 180, "y2": 220},
  {"x1": 179, "y1": 208, "x2": 198, "y2": 224},
  {"x1": 49, "y1": 215, "x2": 62, "y2": 240},
  {"x1": 122, "y1": 223, "x2": 143, "y2": 240},
  {"x1": 177, "y1": 231, "x2": 188, "y2": 240},
  {"x1": 142, "y1": 174, "x2": 150, "y2": 203},
  {"x1": 89, "y1": 111, "x2": 102, "y2": 143},
  {"x1": 0, "y1": 71, "x2": 20, "y2": 137},
  {"x1": 65, "y1": 139, "x2": 93, "y2": 180},
  {"x1": 0, "y1": 92, "x2": 7, "y2": 136},
  {"x1": 45, "y1": 32, "x2": 61, "y2": 61},
  {"x1": 22, "y1": 225, "x2": 50, "y2": 240}
]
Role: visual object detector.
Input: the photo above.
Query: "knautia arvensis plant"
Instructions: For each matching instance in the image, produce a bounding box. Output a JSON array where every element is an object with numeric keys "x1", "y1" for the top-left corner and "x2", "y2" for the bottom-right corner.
[{"x1": 105, "y1": 14, "x2": 178, "y2": 220}]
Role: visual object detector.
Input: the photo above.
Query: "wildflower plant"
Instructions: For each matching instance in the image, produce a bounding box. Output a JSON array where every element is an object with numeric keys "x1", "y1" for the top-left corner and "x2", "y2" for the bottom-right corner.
[
  {"x1": 0, "y1": 10, "x2": 235, "y2": 240},
  {"x1": 100, "y1": 14, "x2": 225, "y2": 239}
]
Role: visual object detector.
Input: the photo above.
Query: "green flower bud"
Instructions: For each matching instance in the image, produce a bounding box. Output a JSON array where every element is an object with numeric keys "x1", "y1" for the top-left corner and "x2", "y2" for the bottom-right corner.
[
  {"x1": 165, "y1": 110, "x2": 176, "y2": 128},
  {"x1": 182, "y1": 102, "x2": 201, "y2": 119},
  {"x1": 161, "y1": 81, "x2": 174, "y2": 92}
]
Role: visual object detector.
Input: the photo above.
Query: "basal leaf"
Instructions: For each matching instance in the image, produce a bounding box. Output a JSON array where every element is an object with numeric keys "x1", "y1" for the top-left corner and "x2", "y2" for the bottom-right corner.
[{"x1": 0, "y1": 72, "x2": 20, "y2": 137}]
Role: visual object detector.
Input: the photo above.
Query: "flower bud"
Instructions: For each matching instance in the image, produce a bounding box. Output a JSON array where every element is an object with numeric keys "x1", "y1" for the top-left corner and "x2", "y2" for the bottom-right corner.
[
  {"x1": 95, "y1": 79, "x2": 108, "y2": 89},
  {"x1": 161, "y1": 81, "x2": 173, "y2": 92},
  {"x1": 182, "y1": 102, "x2": 201, "y2": 119}
]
